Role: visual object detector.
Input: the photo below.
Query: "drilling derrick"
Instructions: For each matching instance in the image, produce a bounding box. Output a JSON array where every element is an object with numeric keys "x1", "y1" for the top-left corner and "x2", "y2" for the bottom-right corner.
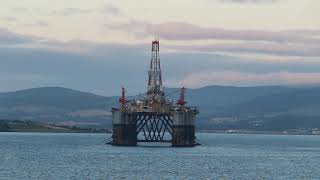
[
  {"x1": 146, "y1": 40, "x2": 165, "y2": 105},
  {"x1": 148, "y1": 40, "x2": 162, "y2": 94},
  {"x1": 110, "y1": 39, "x2": 199, "y2": 147}
]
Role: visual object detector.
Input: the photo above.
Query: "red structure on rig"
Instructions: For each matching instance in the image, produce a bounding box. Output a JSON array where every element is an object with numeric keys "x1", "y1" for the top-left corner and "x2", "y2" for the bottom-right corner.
[
  {"x1": 177, "y1": 87, "x2": 187, "y2": 106},
  {"x1": 110, "y1": 39, "x2": 199, "y2": 147},
  {"x1": 119, "y1": 87, "x2": 127, "y2": 106}
]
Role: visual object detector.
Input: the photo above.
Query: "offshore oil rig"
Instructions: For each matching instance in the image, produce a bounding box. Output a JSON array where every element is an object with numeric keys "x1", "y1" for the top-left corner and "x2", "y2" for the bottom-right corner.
[{"x1": 110, "y1": 39, "x2": 199, "y2": 147}]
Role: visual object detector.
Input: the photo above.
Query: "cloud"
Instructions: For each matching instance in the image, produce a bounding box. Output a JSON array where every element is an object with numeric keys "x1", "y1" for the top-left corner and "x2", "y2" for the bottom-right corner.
[
  {"x1": 2, "y1": 29, "x2": 320, "y2": 95},
  {"x1": 11, "y1": 7, "x2": 28, "y2": 12},
  {"x1": 1, "y1": 27, "x2": 319, "y2": 59},
  {"x1": 105, "y1": 21, "x2": 320, "y2": 57},
  {"x1": 0, "y1": 17, "x2": 48, "y2": 28},
  {"x1": 52, "y1": 3, "x2": 122, "y2": 16},
  {"x1": 218, "y1": 0, "x2": 280, "y2": 3},
  {"x1": 283, "y1": 30, "x2": 320, "y2": 36},
  {"x1": 145, "y1": 22, "x2": 320, "y2": 44},
  {"x1": 23, "y1": 21, "x2": 49, "y2": 27},
  {"x1": 0, "y1": 17, "x2": 18, "y2": 22},
  {"x1": 106, "y1": 21, "x2": 320, "y2": 44},
  {"x1": 52, "y1": 8, "x2": 94, "y2": 16},
  {"x1": 0, "y1": 28, "x2": 42, "y2": 45},
  {"x1": 165, "y1": 71, "x2": 320, "y2": 88},
  {"x1": 169, "y1": 42, "x2": 320, "y2": 57},
  {"x1": 101, "y1": 3, "x2": 122, "y2": 15},
  {"x1": 104, "y1": 20, "x2": 147, "y2": 36}
]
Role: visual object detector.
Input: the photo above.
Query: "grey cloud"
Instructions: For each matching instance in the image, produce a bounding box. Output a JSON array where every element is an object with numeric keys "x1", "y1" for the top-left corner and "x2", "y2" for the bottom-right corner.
[
  {"x1": 0, "y1": 17, "x2": 18, "y2": 22},
  {"x1": 146, "y1": 22, "x2": 320, "y2": 44},
  {"x1": 169, "y1": 42, "x2": 320, "y2": 57},
  {"x1": 52, "y1": 8, "x2": 94, "y2": 16},
  {"x1": 12, "y1": 7, "x2": 28, "y2": 12},
  {"x1": 2, "y1": 43, "x2": 320, "y2": 95},
  {"x1": 106, "y1": 21, "x2": 320, "y2": 44},
  {"x1": 165, "y1": 71, "x2": 320, "y2": 89},
  {"x1": 1, "y1": 27, "x2": 319, "y2": 59},
  {"x1": 52, "y1": 3, "x2": 122, "y2": 17},
  {"x1": 218, "y1": 0, "x2": 280, "y2": 3},
  {"x1": 0, "y1": 28, "x2": 42, "y2": 45},
  {"x1": 101, "y1": 3, "x2": 122, "y2": 15},
  {"x1": 23, "y1": 21, "x2": 49, "y2": 27},
  {"x1": 0, "y1": 17, "x2": 48, "y2": 28},
  {"x1": 104, "y1": 20, "x2": 147, "y2": 36},
  {"x1": 283, "y1": 30, "x2": 320, "y2": 36},
  {"x1": 2, "y1": 34, "x2": 320, "y2": 94}
]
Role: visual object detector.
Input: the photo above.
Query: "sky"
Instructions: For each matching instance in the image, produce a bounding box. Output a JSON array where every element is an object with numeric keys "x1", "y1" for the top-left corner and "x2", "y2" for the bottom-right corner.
[{"x1": 1, "y1": 0, "x2": 320, "y2": 95}]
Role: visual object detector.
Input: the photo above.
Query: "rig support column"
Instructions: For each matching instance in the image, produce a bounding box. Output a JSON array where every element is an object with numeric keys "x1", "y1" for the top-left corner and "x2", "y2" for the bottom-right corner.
[
  {"x1": 171, "y1": 109, "x2": 197, "y2": 147},
  {"x1": 111, "y1": 109, "x2": 137, "y2": 146}
]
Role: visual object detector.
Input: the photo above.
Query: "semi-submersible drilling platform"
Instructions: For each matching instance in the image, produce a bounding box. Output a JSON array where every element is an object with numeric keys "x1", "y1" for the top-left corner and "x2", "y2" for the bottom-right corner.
[{"x1": 110, "y1": 40, "x2": 199, "y2": 147}]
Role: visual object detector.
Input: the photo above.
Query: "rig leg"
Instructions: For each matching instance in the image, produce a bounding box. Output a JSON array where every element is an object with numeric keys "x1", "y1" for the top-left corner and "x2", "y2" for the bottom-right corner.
[
  {"x1": 111, "y1": 110, "x2": 137, "y2": 146},
  {"x1": 171, "y1": 110, "x2": 197, "y2": 147}
]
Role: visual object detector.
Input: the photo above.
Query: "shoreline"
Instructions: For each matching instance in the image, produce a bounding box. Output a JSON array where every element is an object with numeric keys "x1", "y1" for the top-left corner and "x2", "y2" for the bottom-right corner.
[{"x1": 1, "y1": 130, "x2": 319, "y2": 136}]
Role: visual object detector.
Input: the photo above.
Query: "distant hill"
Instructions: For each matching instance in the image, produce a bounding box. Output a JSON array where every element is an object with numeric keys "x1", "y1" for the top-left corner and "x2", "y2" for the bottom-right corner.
[
  {"x1": 0, "y1": 86, "x2": 319, "y2": 131},
  {"x1": 0, "y1": 87, "x2": 109, "y2": 109},
  {"x1": 186, "y1": 85, "x2": 294, "y2": 107},
  {"x1": 203, "y1": 87, "x2": 320, "y2": 131},
  {"x1": 0, "y1": 87, "x2": 118, "y2": 127},
  {"x1": 226, "y1": 87, "x2": 320, "y2": 116}
]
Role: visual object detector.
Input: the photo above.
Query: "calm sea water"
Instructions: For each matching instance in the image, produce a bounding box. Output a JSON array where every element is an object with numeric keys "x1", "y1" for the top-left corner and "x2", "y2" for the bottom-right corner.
[{"x1": 0, "y1": 133, "x2": 319, "y2": 180}]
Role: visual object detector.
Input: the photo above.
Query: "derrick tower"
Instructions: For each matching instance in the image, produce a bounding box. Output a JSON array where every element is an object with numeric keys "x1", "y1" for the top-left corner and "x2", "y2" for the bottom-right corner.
[
  {"x1": 146, "y1": 40, "x2": 165, "y2": 106},
  {"x1": 110, "y1": 39, "x2": 199, "y2": 147},
  {"x1": 148, "y1": 40, "x2": 162, "y2": 94}
]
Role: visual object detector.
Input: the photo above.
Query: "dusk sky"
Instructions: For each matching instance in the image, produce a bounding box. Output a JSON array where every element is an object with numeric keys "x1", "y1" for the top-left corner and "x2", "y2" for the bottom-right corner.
[{"x1": 1, "y1": 0, "x2": 320, "y2": 95}]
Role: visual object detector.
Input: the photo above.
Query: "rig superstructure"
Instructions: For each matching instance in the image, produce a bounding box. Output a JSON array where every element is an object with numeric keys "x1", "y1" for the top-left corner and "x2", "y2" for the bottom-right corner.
[{"x1": 110, "y1": 39, "x2": 199, "y2": 147}]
